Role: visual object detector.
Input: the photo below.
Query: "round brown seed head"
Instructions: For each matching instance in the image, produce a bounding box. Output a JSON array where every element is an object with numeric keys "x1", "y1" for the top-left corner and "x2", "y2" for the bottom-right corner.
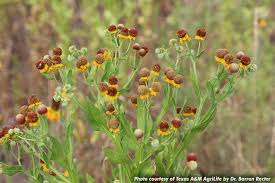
[
  {"x1": 53, "y1": 47, "x2": 62, "y2": 56},
  {"x1": 152, "y1": 64, "x2": 161, "y2": 73},
  {"x1": 28, "y1": 95, "x2": 40, "y2": 105},
  {"x1": 27, "y1": 112, "x2": 39, "y2": 123},
  {"x1": 138, "y1": 48, "x2": 147, "y2": 57},
  {"x1": 36, "y1": 60, "x2": 45, "y2": 70},
  {"x1": 139, "y1": 68, "x2": 150, "y2": 78},
  {"x1": 107, "y1": 119, "x2": 119, "y2": 129},
  {"x1": 107, "y1": 103, "x2": 115, "y2": 112},
  {"x1": 108, "y1": 24, "x2": 117, "y2": 32},
  {"x1": 37, "y1": 104, "x2": 48, "y2": 115},
  {"x1": 108, "y1": 76, "x2": 118, "y2": 86},
  {"x1": 165, "y1": 70, "x2": 176, "y2": 80},
  {"x1": 216, "y1": 48, "x2": 229, "y2": 58},
  {"x1": 97, "y1": 48, "x2": 108, "y2": 55},
  {"x1": 129, "y1": 28, "x2": 138, "y2": 37},
  {"x1": 117, "y1": 24, "x2": 124, "y2": 30},
  {"x1": 228, "y1": 63, "x2": 239, "y2": 73},
  {"x1": 52, "y1": 55, "x2": 62, "y2": 64},
  {"x1": 236, "y1": 51, "x2": 245, "y2": 60},
  {"x1": 133, "y1": 43, "x2": 141, "y2": 50},
  {"x1": 20, "y1": 105, "x2": 29, "y2": 116},
  {"x1": 171, "y1": 118, "x2": 182, "y2": 129},
  {"x1": 187, "y1": 153, "x2": 197, "y2": 162},
  {"x1": 151, "y1": 82, "x2": 161, "y2": 92},
  {"x1": 95, "y1": 53, "x2": 104, "y2": 64},
  {"x1": 107, "y1": 87, "x2": 118, "y2": 96},
  {"x1": 196, "y1": 28, "x2": 206, "y2": 37},
  {"x1": 138, "y1": 85, "x2": 149, "y2": 95},
  {"x1": 51, "y1": 99, "x2": 61, "y2": 111},
  {"x1": 134, "y1": 129, "x2": 144, "y2": 140},
  {"x1": 240, "y1": 55, "x2": 251, "y2": 66},
  {"x1": 130, "y1": 95, "x2": 138, "y2": 105},
  {"x1": 120, "y1": 27, "x2": 129, "y2": 36},
  {"x1": 177, "y1": 29, "x2": 187, "y2": 38},
  {"x1": 76, "y1": 57, "x2": 88, "y2": 68},
  {"x1": 173, "y1": 74, "x2": 184, "y2": 84},
  {"x1": 99, "y1": 82, "x2": 109, "y2": 93},
  {"x1": 184, "y1": 106, "x2": 192, "y2": 113},
  {"x1": 159, "y1": 121, "x2": 170, "y2": 132},
  {"x1": 16, "y1": 114, "x2": 26, "y2": 125},
  {"x1": 224, "y1": 53, "x2": 234, "y2": 64}
]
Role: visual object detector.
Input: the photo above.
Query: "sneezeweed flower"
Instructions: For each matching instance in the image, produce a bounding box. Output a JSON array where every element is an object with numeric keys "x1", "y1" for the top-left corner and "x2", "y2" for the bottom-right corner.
[
  {"x1": 93, "y1": 53, "x2": 105, "y2": 68},
  {"x1": 36, "y1": 60, "x2": 48, "y2": 73},
  {"x1": 138, "y1": 78, "x2": 147, "y2": 86},
  {"x1": 138, "y1": 85, "x2": 149, "y2": 100},
  {"x1": 76, "y1": 57, "x2": 90, "y2": 72},
  {"x1": 228, "y1": 63, "x2": 239, "y2": 74},
  {"x1": 106, "y1": 87, "x2": 119, "y2": 101},
  {"x1": 134, "y1": 129, "x2": 144, "y2": 140},
  {"x1": 108, "y1": 24, "x2": 117, "y2": 34},
  {"x1": 177, "y1": 29, "x2": 191, "y2": 44},
  {"x1": 0, "y1": 126, "x2": 11, "y2": 145},
  {"x1": 99, "y1": 82, "x2": 109, "y2": 95},
  {"x1": 47, "y1": 99, "x2": 61, "y2": 122},
  {"x1": 63, "y1": 170, "x2": 69, "y2": 177},
  {"x1": 158, "y1": 121, "x2": 171, "y2": 136},
  {"x1": 28, "y1": 95, "x2": 42, "y2": 108},
  {"x1": 118, "y1": 26, "x2": 130, "y2": 40},
  {"x1": 106, "y1": 103, "x2": 116, "y2": 116},
  {"x1": 138, "y1": 47, "x2": 148, "y2": 57},
  {"x1": 171, "y1": 118, "x2": 182, "y2": 130},
  {"x1": 240, "y1": 55, "x2": 251, "y2": 69},
  {"x1": 130, "y1": 95, "x2": 138, "y2": 107},
  {"x1": 107, "y1": 119, "x2": 120, "y2": 134},
  {"x1": 183, "y1": 106, "x2": 196, "y2": 117},
  {"x1": 133, "y1": 43, "x2": 141, "y2": 51},
  {"x1": 53, "y1": 47, "x2": 62, "y2": 56},
  {"x1": 187, "y1": 153, "x2": 198, "y2": 171},
  {"x1": 235, "y1": 51, "x2": 245, "y2": 60},
  {"x1": 195, "y1": 28, "x2": 206, "y2": 41},
  {"x1": 139, "y1": 67, "x2": 150, "y2": 81},
  {"x1": 27, "y1": 112, "x2": 39, "y2": 127},
  {"x1": 164, "y1": 69, "x2": 175, "y2": 85},
  {"x1": 173, "y1": 74, "x2": 184, "y2": 88},
  {"x1": 97, "y1": 48, "x2": 112, "y2": 61},
  {"x1": 37, "y1": 104, "x2": 48, "y2": 115},
  {"x1": 151, "y1": 64, "x2": 161, "y2": 76},
  {"x1": 215, "y1": 48, "x2": 229, "y2": 64},
  {"x1": 129, "y1": 28, "x2": 138, "y2": 40},
  {"x1": 20, "y1": 105, "x2": 30, "y2": 116},
  {"x1": 223, "y1": 53, "x2": 234, "y2": 68},
  {"x1": 149, "y1": 82, "x2": 161, "y2": 96},
  {"x1": 108, "y1": 76, "x2": 118, "y2": 88},
  {"x1": 16, "y1": 113, "x2": 26, "y2": 125}
]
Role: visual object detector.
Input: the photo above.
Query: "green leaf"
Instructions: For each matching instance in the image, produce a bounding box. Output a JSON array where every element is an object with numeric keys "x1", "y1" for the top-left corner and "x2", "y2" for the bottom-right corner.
[
  {"x1": 2, "y1": 165, "x2": 23, "y2": 176},
  {"x1": 104, "y1": 148, "x2": 131, "y2": 164}
]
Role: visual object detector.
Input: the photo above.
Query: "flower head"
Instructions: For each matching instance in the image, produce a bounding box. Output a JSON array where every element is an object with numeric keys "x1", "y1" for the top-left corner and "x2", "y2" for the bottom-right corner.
[
  {"x1": 177, "y1": 29, "x2": 191, "y2": 43},
  {"x1": 53, "y1": 47, "x2": 62, "y2": 56},
  {"x1": 36, "y1": 60, "x2": 48, "y2": 73},
  {"x1": 183, "y1": 106, "x2": 196, "y2": 117},
  {"x1": 151, "y1": 64, "x2": 161, "y2": 76},
  {"x1": 173, "y1": 74, "x2": 184, "y2": 88},
  {"x1": 235, "y1": 51, "x2": 245, "y2": 60},
  {"x1": 240, "y1": 55, "x2": 251, "y2": 69},
  {"x1": 107, "y1": 119, "x2": 120, "y2": 133},
  {"x1": 223, "y1": 53, "x2": 234, "y2": 67},
  {"x1": 106, "y1": 87, "x2": 119, "y2": 101},
  {"x1": 47, "y1": 99, "x2": 61, "y2": 122},
  {"x1": 149, "y1": 82, "x2": 161, "y2": 96},
  {"x1": 93, "y1": 53, "x2": 105, "y2": 68},
  {"x1": 138, "y1": 47, "x2": 149, "y2": 57},
  {"x1": 106, "y1": 103, "x2": 116, "y2": 116},
  {"x1": 77, "y1": 57, "x2": 90, "y2": 72},
  {"x1": 108, "y1": 76, "x2": 118, "y2": 88},
  {"x1": 133, "y1": 43, "x2": 141, "y2": 51},
  {"x1": 139, "y1": 67, "x2": 150, "y2": 81},
  {"x1": 28, "y1": 95, "x2": 42, "y2": 108},
  {"x1": 130, "y1": 94, "x2": 138, "y2": 106},
  {"x1": 171, "y1": 118, "x2": 182, "y2": 129},
  {"x1": 195, "y1": 28, "x2": 206, "y2": 40},
  {"x1": 16, "y1": 114, "x2": 26, "y2": 125},
  {"x1": 158, "y1": 121, "x2": 171, "y2": 136},
  {"x1": 118, "y1": 26, "x2": 130, "y2": 40},
  {"x1": 108, "y1": 24, "x2": 117, "y2": 34},
  {"x1": 215, "y1": 48, "x2": 229, "y2": 64},
  {"x1": 164, "y1": 69, "x2": 175, "y2": 85},
  {"x1": 138, "y1": 85, "x2": 149, "y2": 100},
  {"x1": 129, "y1": 28, "x2": 138, "y2": 39},
  {"x1": 27, "y1": 112, "x2": 39, "y2": 127},
  {"x1": 99, "y1": 82, "x2": 109, "y2": 95}
]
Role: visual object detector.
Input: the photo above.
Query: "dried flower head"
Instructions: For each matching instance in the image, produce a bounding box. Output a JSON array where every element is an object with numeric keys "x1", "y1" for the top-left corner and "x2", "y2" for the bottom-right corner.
[
  {"x1": 28, "y1": 95, "x2": 42, "y2": 107},
  {"x1": 107, "y1": 119, "x2": 120, "y2": 133},
  {"x1": 228, "y1": 63, "x2": 239, "y2": 73},
  {"x1": 138, "y1": 48, "x2": 148, "y2": 57},
  {"x1": 138, "y1": 78, "x2": 147, "y2": 86},
  {"x1": 150, "y1": 82, "x2": 161, "y2": 96},
  {"x1": 177, "y1": 29, "x2": 191, "y2": 43},
  {"x1": 151, "y1": 64, "x2": 161, "y2": 75},
  {"x1": 20, "y1": 105, "x2": 30, "y2": 116},
  {"x1": 130, "y1": 95, "x2": 138, "y2": 105},
  {"x1": 138, "y1": 85, "x2": 149, "y2": 100},
  {"x1": 52, "y1": 55, "x2": 62, "y2": 64},
  {"x1": 93, "y1": 53, "x2": 105, "y2": 67},
  {"x1": 139, "y1": 67, "x2": 150, "y2": 80},
  {"x1": 106, "y1": 103, "x2": 116, "y2": 115},
  {"x1": 224, "y1": 53, "x2": 234, "y2": 65},
  {"x1": 37, "y1": 104, "x2": 48, "y2": 115},
  {"x1": 77, "y1": 57, "x2": 89, "y2": 71},
  {"x1": 215, "y1": 48, "x2": 229, "y2": 64}
]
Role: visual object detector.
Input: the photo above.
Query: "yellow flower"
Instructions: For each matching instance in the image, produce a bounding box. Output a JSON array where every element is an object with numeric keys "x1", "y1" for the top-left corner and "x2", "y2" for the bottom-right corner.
[
  {"x1": 40, "y1": 161, "x2": 49, "y2": 173},
  {"x1": 47, "y1": 107, "x2": 60, "y2": 122},
  {"x1": 29, "y1": 121, "x2": 40, "y2": 127},
  {"x1": 195, "y1": 28, "x2": 206, "y2": 41},
  {"x1": 140, "y1": 94, "x2": 150, "y2": 100},
  {"x1": 78, "y1": 63, "x2": 90, "y2": 72},
  {"x1": 158, "y1": 121, "x2": 171, "y2": 136},
  {"x1": 163, "y1": 76, "x2": 174, "y2": 85},
  {"x1": 106, "y1": 87, "x2": 119, "y2": 102},
  {"x1": 64, "y1": 170, "x2": 69, "y2": 177},
  {"x1": 103, "y1": 51, "x2": 112, "y2": 61},
  {"x1": 93, "y1": 60, "x2": 103, "y2": 68},
  {"x1": 179, "y1": 34, "x2": 191, "y2": 44}
]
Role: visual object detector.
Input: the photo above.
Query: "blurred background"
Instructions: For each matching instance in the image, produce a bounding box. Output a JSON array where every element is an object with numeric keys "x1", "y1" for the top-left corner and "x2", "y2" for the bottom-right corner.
[{"x1": 1, "y1": 0, "x2": 275, "y2": 182}]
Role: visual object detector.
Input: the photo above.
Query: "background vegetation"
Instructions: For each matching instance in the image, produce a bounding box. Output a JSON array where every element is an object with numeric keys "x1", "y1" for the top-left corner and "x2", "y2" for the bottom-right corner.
[{"x1": 1, "y1": 0, "x2": 275, "y2": 182}]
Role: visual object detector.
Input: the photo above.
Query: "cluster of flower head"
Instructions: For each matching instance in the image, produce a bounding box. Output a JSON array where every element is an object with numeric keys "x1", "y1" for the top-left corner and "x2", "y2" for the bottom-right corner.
[
  {"x1": 176, "y1": 28, "x2": 206, "y2": 44},
  {"x1": 215, "y1": 49, "x2": 256, "y2": 73},
  {"x1": 0, "y1": 95, "x2": 61, "y2": 145},
  {"x1": 35, "y1": 48, "x2": 64, "y2": 73}
]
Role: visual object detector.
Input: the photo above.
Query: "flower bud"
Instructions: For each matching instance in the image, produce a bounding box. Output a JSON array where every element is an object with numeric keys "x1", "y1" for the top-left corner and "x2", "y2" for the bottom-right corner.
[
  {"x1": 248, "y1": 64, "x2": 257, "y2": 72},
  {"x1": 138, "y1": 48, "x2": 147, "y2": 57},
  {"x1": 187, "y1": 160, "x2": 198, "y2": 171},
  {"x1": 165, "y1": 70, "x2": 175, "y2": 80},
  {"x1": 107, "y1": 119, "x2": 120, "y2": 130},
  {"x1": 224, "y1": 53, "x2": 234, "y2": 64},
  {"x1": 108, "y1": 24, "x2": 117, "y2": 32},
  {"x1": 187, "y1": 152, "x2": 197, "y2": 162},
  {"x1": 10, "y1": 141, "x2": 16, "y2": 147},
  {"x1": 240, "y1": 55, "x2": 251, "y2": 66},
  {"x1": 108, "y1": 76, "x2": 118, "y2": 86},
  {"x1": 16, "y1": 114, "x2": 26, "y2": 125},
  {"x1": 216, "y1": 48, "x2": 229, "y2": 59},
  {"x1": 152, "y1": 64, "x2": 161, "y2": 73},
  {"x1": 169, "y1": 39, "x2": 177, "y2": 46},
  {"x1": 37, "y1": 104, "x2": 48, "y2": 115},
  {"x1": 134, "y1": 129, "x2": 144, "y2": 140},
  {"x1": 138, "y1": 85, "x2": 149, "y2": 95},
  {"x1": 173, "y1": 74, "x2": 184, "y2": 84},
  {"x1": 99, "y1": 82, "x2": 109, "y2": 93}
]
